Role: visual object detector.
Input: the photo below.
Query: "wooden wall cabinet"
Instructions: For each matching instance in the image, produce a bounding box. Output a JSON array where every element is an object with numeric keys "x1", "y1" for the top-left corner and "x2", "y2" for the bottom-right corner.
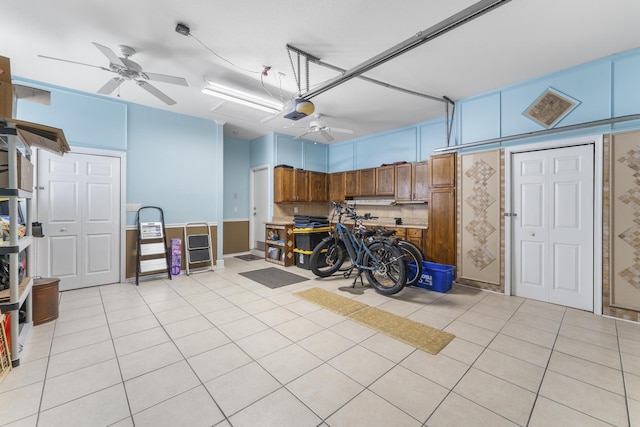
[
  {"x1": 359, "y1": 168, "x2": 376, "y2": 196},
  {"x1": 329, "y1": 172, "x2": 346, "y2": 202},
  {"x1": 376, "y1": 165, "x2": 395, "y2": 195}
]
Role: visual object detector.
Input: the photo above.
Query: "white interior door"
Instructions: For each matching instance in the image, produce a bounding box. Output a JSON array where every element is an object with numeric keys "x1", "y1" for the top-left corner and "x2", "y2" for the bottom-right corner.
[
  {"x1": 512, "y1": 144, "x2": 594, "y2": 310},
  {"x1": 37, "y1": 151, "x2": 121, "y2": 291},
  {"x1": 251, "y1": 166, "x2": 269, "y2": 251}
]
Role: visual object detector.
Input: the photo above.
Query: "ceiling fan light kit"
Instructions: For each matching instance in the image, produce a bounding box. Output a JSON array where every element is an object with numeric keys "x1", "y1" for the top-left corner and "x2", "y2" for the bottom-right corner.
[{"x1": 201, "y1": 81, "x2": 283, "y2": 114}]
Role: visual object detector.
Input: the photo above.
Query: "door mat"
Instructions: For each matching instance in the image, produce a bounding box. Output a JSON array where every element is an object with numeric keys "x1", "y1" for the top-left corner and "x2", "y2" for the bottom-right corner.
[
  {"x1": 239, "y1": 267, "x2": 308, "y2": 289},
  {"x1": 235, "y1": 254, "x2": 263, "y2": 261},
  {"x1": 293, "y1": 287, "x2": 455, "y2": 355}
]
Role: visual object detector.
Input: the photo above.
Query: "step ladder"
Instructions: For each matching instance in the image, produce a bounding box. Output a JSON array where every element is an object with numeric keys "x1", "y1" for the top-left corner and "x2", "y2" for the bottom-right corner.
[
  {"x1": 135, "y1": 206, "x2": 171, "y2": 285},
  {"x1": 184, "y1": 222, "x2": 214, "y2": 275}
]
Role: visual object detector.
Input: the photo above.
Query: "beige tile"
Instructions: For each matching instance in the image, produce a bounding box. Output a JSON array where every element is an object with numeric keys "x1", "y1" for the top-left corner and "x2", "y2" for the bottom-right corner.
[
  {"x1": 173, "y1": 327, "x2": 230, "y2": 358},
  {"x1": 119, "y1": 341, "x2": 184, "y2": 380},
  {"x1": 124, "y1": 361, "x2": 201, "y2": 415},
  {"x1": 257, "y1": 343, "x2": 323, "y2": 384},
  {"x1": 426, "y1": 392, "x2": 518, "y2": 427},
  {"x1": 370, "y1": 365, "x2": 448, "y2": 421},
  {"x1": 113, "y1": 327, "x2": 171, "y2": 357},
  {"x1": 326, "y1": 389, "x2": 422, "y2": 426},
  {"x1": 235, "y1": 328, "x2": 292, "y2": 359},
  {"x1": 205, "y1": 362, "x2": 281, "y2": 416},
  {"x1": 500, "y1": 322, "x2": 557, "y2": 348},
  {"x1": 440, "y1": 337, "x2": 485, "y2": 365},
  {"x1": 298, "y1": 329, "x2": 355, "y2": 361},
  {"x1": 401, "y1": 351, "x2": 469, "y2": 389},
  {"x1": 444, "y1": 319, "x2": 497, "y2": 346},
  {"x1": 41, "y1": 359, "x2": 122, "y2": 410},
  {"x1": 360, "y1": 332, "x2": 416, "y2": 363},
  {"x1": 0, "y1": 382, "x2": 43, "y2": 425},
  {"x1": 46, "y1": 340, "x2": 116, "y2": 379},
  {"x1": 287, "y1": 363, "x2": 364, "y2": 419},
  {"x1": 162, "y1": 315, "x2": 215, "y2": 340},
  {"x1": 539, "y1": 371, "x2": 628, "y2": 426},
  {"x1": 38, "y1": 384, "x2": 130, "y2": 427},
  {"x1": 188, "y1": 342, "x2": 252, "y2": 382},
  {"x1": 548, "y1": 351, "x2": 625, "y2": 395},
  {"x1": 229, "y1": 388, "x2": 321, "y2": 427},
  {"x1": 216, "y1": 316, "x2": 268, "y2": 341},
  {"x1": 559, "y1": 323, "x2": 619, "y2": 349},
  {"x1": 554, "y1": 335, "x2": 621, "y2": 369},
  {"x1": 454, "y1": 368, "x2": 536, "y2": 425},
  {"x1": 273, "y1": 316, "x2": 324, "y2": 342},
  {"x1": 328, "y1": 345, "x2": 395, "y2": 387},
  {"x1": 473, "y1": 348, "x2": 545, "y2": 392},
  {"x1": 528, "y1": 396, "x2": 613, "y2": 427}
]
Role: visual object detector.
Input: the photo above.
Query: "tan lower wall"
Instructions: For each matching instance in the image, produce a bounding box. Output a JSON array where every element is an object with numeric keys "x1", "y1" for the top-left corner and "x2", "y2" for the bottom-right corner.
[
  {"x1": 223, "y1": 221, "x2": 249, "y2": 254},
  {"x1": 125, "y1": 225, "x2": 217, "y2": 279}
]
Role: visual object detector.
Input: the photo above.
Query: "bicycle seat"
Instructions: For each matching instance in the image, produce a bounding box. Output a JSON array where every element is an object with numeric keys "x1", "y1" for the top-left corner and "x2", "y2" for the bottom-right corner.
[{"x1": 377, "y1": 229, "x2": 396, "y2": 237}]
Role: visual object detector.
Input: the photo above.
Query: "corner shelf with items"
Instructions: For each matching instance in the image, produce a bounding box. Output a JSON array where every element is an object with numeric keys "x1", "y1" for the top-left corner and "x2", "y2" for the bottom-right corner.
[
  {"x1": 0, "y1": 125, "x2": 34, "y2": 367},
  {"x1": 264, "y1": 222, "x2": 294, "y2": 266}
]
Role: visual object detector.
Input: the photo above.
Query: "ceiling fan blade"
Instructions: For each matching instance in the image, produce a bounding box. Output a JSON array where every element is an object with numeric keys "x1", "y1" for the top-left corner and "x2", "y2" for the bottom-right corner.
[
  {"x1": 143, "y1": 72, "x2": 189, "y2": 87},
  {"x1": 98, "y1": 77, "x2": 124, "y2": 95},
  {"x1": 137, "y1": 81, "x2": 176, "y2": 105},
  {"x1": 92, "y1": 42, "x2": 125, "y2": 67},
  {"x1": 319, "y1": 130, "x2": 335, "y2": 142},
  {"x1": 37, "y1": 55, "x2": 111, "y2": 72},
  {"x1": 329, "y1": 127, "x2": 354, "y2": 134},
  {"x1": 293, "y1": 130, "x2": 312, "y2": 140}
]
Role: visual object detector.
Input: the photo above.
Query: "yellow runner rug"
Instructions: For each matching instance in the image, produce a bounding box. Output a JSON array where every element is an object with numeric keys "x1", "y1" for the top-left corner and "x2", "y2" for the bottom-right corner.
[{"x1": 294, "y1": 287, "x2": 455, "y2": 355}]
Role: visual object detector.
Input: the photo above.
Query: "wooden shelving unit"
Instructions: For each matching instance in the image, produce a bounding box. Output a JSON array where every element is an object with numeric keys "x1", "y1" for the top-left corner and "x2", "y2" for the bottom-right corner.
[{"x1": 264, "y1": 222, "x2": 294, "y2": 266}]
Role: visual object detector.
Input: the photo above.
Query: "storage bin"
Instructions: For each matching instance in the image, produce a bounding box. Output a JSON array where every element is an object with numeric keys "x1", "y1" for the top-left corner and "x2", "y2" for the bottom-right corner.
[
  {"x1": 407, "y1": 261, "x2": 455, "y2": 293},
  {"x1": 293, "y1": 227, "x2": 331, "y2": 251}
]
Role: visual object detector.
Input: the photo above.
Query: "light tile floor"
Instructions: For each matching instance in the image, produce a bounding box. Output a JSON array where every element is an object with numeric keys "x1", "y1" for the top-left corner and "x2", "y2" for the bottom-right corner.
[{"x1": 1, "y1": 256, "x2": 639, "y2": 426}]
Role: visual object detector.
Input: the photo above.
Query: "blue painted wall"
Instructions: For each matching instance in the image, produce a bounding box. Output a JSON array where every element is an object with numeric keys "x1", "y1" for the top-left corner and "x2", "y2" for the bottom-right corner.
[{"x1": 224, "y1": 137, "x2": 250, "y2": 219}]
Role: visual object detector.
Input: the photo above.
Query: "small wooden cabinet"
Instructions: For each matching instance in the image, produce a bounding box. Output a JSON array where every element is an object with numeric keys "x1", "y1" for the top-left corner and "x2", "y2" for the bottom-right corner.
[
  {"x1": 329, "y1": 172, "x2": 346, "y2": 202},
  {"x1": 265, "y1": 222, "x2": 295, "y2": 266}
]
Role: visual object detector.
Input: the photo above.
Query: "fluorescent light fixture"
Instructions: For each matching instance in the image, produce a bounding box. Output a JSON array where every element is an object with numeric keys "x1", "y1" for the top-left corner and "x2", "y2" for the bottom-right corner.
[{"x1": 201, "y1": 81, "x2": 282, "y2": 114}]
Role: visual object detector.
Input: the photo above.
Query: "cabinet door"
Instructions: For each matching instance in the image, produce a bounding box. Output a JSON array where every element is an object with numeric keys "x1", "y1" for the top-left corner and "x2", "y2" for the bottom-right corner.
[
  {"x1": 395, "y1": 163, "x2": 412, "y2": 201},
  {"x1": 274, "y1": 167, "x2": 294, "y2": 202},
  {"x1": 329, "y1": 172, "x2": 346, "y2": 202},
  {"x1": 427, "y1": 187, "x2": 456, "y2": 267},
  {"x1": 345, "y1": 170, "x2": 359, "y2": 197},
  {"x1": 376, "y1": 165, "x2": 395, "y2": 195},
  {"x1": 413, "y1": 161, "x2": 430, "y2": 201},
  {"x1": 294, "y1": 170, "x2": 309, "y2": 202},
  {"x1": 359, "y1": 168, "x2": 376, "y2": 196},
  {"x1": 428, "y1": 153, "x2": 456, "y2": 188},
  {"x1": 308, "y1": 172, "x2": 328, "y2": 202}
]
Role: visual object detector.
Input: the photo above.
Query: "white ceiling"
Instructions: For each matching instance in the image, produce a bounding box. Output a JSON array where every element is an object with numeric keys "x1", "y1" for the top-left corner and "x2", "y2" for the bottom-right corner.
[{"x1": 2, "y1": 0, "x2": 639, "y2": 143}]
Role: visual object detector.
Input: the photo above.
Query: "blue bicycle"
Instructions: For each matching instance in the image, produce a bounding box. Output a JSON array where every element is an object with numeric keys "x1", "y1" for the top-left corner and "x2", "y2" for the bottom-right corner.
[{"x1": 309, "y1": 202, "x2": 407, "y2": 295}]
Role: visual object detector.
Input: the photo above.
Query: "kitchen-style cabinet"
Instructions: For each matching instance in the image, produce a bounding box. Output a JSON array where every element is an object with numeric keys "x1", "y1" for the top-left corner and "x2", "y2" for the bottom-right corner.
[
  {"x1": 329, "y1": 172, "x2": 345, "y2": 202},
  {"x1": 308, "y1": 171, "x2": 328, "y2": 202},
  {"x1": 395, "y1": 161, "x2": 429, "y2": 201},
  {"x1": 375, "y1": 165, "x2": 395, "y2": 196},
  {"x1": 359, "y1": 168, "x2": 376, "y2": 196}
]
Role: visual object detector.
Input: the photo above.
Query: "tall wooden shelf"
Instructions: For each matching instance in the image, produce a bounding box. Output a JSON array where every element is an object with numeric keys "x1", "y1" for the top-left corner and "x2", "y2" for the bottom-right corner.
[
  {"x1": 264, "y1": 222, "x2": 294, "y2": 266},
  {"x1": 0, "y1": 125, "x2": 34, "y2": 367}
]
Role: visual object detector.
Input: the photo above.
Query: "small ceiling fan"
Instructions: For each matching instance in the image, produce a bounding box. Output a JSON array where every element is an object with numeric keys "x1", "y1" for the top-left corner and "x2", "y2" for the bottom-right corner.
[
  {"x1": 38, "y1": 42, "x2": 189, "y2": 105},
  {"x1": 289, "y1": 113, "x2": 354, "y2": 142}
]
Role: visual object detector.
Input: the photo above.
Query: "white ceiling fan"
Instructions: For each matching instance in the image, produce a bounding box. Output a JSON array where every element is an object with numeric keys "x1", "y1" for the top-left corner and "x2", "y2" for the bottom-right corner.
[
  {"x1": 289, "y1": 113, "x2": 354, "y2": 142},
  {"x1": 38, "y1": 42, "x2": 188, "y2": 105}
]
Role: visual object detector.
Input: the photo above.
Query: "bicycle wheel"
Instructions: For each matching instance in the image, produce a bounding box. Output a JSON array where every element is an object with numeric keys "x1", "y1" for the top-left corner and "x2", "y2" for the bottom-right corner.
[
  {"x1": 398, "y1": 240, "x2": 424, "y2": 287},
  {"x1": 310, "y1": 238, "x2": 346, "y2": 277},
  {"x1": 363, "y1": 241, "x2": 407, "y2": 295}
]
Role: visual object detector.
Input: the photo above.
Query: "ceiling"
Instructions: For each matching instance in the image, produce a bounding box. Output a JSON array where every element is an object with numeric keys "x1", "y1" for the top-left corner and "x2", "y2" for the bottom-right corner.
[{"x1": 2, "y1": 0, "x2": 639, "y2": 144}]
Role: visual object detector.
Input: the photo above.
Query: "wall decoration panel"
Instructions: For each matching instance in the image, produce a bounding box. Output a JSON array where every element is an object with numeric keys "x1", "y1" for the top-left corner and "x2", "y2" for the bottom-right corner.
[
  {"x1": 458, "y1": 150, "x2": 502, "y2": 287},
  {"x1": 610, "y1": 130, "x2": 640, "y2": 312}
]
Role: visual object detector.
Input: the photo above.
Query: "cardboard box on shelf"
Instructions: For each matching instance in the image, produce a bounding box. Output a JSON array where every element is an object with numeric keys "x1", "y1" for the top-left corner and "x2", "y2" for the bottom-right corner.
[{"x1": 0, "y1": 150, "x2": 34, "y2": 192}]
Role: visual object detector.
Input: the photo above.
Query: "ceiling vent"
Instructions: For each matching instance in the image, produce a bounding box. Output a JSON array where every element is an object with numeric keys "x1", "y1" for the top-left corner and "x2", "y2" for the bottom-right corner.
[{"x1": 523, "y1": 87, "x2": 579, "y2": 128}]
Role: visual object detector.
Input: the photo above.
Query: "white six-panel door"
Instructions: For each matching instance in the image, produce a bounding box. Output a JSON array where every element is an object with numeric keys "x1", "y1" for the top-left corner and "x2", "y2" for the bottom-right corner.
[
  {"x1": 37, "y1": 151, "x2": 121, "y2": 291},
  {"x1": 512, "y1": 144, "x2": 594, "y2": 311}
]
